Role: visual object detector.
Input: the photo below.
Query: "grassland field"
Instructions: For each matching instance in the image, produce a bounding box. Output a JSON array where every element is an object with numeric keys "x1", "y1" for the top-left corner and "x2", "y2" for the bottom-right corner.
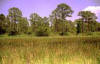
[{"x1": 0, "y1": 36, "x2": 100, "y2": 64}]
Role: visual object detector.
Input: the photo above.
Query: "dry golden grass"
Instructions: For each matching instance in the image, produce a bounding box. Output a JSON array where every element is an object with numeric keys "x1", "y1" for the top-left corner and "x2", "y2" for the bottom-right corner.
[{"x1": 0, "y1": 36, "x2": 100, "y2": 64}]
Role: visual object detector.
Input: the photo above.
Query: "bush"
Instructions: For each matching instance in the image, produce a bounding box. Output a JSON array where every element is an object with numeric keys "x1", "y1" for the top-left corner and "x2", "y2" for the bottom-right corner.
[
  {"x1": 59, "y1": 32, "x2": 64, "y2": 36},
  {"x1": 8, "y1": 30, "x2": 19, "y2": 36},
  {"x1": 36, "y1": 32, "x2": 48, "y2": 36},
  {"x1": 59, "y1": 32, "x2": 72, "y2": 36},
  {"x1": 27, "y1": 32, "x2": 32, "y2": 35},
  {"x1": 35, "y1": 29, "x2": 49, "y2": 36},
  {"x1": 0, "y1": 28, "x2": 6, "y2": 35},
  {"x1": 35, "y1": 31, "x2": 49, "y2": 36}
]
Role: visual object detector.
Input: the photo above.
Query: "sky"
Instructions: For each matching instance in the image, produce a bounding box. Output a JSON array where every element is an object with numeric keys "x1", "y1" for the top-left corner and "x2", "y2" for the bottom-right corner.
[{"x1": 0, "y1": 0, "x2": 100, "y2": 21}]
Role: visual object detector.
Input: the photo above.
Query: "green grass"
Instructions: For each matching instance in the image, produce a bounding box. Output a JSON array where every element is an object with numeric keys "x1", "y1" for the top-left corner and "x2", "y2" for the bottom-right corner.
[{"x1": 0, "y1": 36, "x2": 100, "y2": 64}]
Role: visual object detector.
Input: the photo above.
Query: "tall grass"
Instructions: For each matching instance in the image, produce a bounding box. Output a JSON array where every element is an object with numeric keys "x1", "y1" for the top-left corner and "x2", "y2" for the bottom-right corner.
[{"x1": 0, "y1": 37, "x2": 100, "y2": 64}]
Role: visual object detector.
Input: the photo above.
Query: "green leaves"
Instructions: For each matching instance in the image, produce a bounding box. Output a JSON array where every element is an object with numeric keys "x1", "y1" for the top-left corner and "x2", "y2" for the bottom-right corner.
[
  {"x1": 78, "y1": 11, "x2": 97, "y2": 33},
  {"x1": 52, "y1": 3, "x2": 73, "y2": 20}
]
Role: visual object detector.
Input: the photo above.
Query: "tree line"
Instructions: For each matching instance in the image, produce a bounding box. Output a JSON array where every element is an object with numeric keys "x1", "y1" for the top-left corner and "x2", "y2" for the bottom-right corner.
[{"x1": 0, "y1": 3, "x2": 100, "y2": 36}]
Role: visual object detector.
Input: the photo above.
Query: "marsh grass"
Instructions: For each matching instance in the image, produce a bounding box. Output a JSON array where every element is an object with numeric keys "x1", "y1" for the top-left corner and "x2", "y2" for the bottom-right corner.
[{"x1": 0, "y1": 37, "x2": 100, "y2": 64}]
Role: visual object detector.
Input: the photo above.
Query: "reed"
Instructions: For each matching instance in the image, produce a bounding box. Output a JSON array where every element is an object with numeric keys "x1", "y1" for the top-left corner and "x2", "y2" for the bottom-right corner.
[{"x1": 0, "y1": 36, "x2": 100, "y2": 64}]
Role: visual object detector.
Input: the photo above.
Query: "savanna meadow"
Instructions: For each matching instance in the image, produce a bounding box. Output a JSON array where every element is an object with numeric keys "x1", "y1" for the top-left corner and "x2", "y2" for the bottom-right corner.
[
  {"x1": 0, "y1": 36, "x2": 100, "y2": 64},
  {"x1": 1, "y1": 0, "x2": 100, "y2": 64}
]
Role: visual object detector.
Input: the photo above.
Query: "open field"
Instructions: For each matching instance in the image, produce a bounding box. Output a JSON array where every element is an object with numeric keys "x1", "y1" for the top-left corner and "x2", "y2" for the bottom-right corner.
[{"x1": 0, "y1": 36, "x2": 100, "y2": 64}]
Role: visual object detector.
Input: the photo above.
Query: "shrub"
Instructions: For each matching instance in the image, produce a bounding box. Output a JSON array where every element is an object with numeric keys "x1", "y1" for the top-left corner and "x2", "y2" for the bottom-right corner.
[
  {"x1": 59, "y1": 32, "x2": 72, "y2": 36},
  {"x1": 8, "y1": 30, "x2": 19, "y2": 36},
  {"x1": 35, "y1": 28, "x2": 49, "y2": 36},
  {"x1": 36, "y1": 31, "x2": 49, "y2": 36},
  {"x1": 27, "y1": 32, "x2": 32, "y2": 35}
]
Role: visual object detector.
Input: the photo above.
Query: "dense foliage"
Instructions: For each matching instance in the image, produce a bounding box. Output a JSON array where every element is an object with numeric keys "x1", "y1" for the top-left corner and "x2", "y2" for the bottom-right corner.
[{"x1": 0, "y1": 3, "x2": 100, "y2": 36}]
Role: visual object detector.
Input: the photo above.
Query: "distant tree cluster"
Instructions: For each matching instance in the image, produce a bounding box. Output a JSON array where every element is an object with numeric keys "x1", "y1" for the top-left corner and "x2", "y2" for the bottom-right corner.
[{"x1": 0, "y1": 3, "x2": 100, "y2": 36}]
